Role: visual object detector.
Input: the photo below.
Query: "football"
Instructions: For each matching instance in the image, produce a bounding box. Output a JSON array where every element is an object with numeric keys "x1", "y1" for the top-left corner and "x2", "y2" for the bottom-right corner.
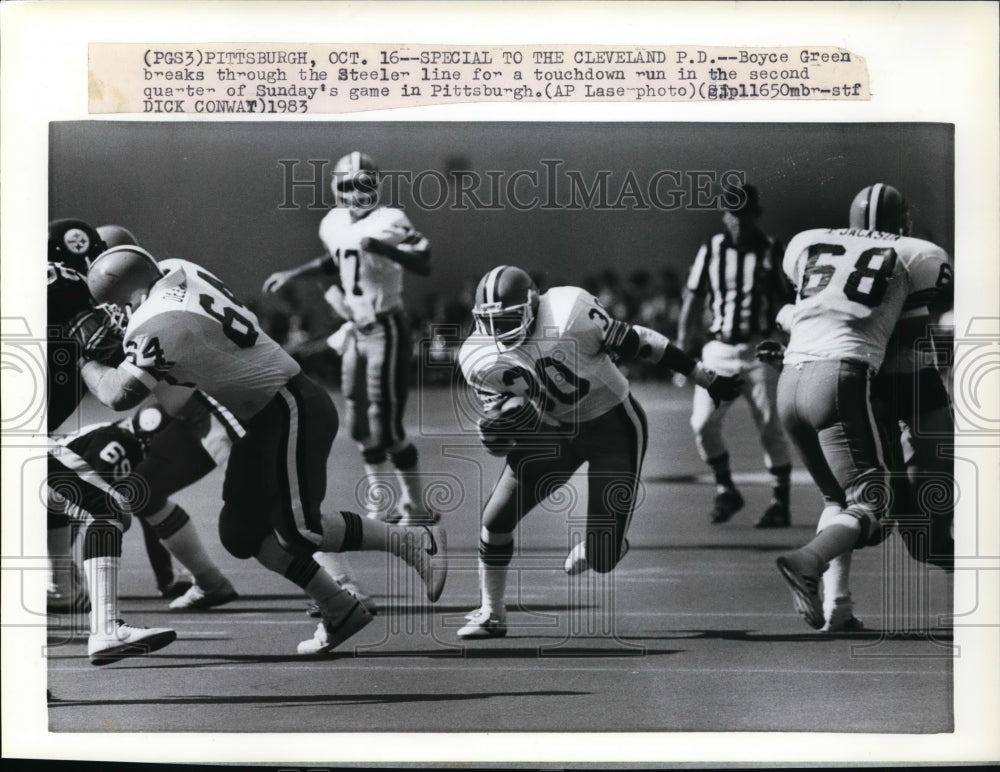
[{"x1": 477, "y1": 395, "x2": 543, "y2": 456}]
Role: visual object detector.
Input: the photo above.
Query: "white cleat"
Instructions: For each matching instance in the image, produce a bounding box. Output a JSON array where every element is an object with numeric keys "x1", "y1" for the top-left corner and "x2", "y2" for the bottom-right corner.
[
  {"x1": 88, "y1": 619, "x2": 177, "y2": 666},
  {"x1": 457, "y1": 607, "x2": 507, "y2": 639},
  {"x1": 399, "y1": 525, "x2": 448, "y2": 602},
  {"x1": 296, "y1": 602, "x2": 374, "y2": 655},
  {"x1": 168, "y1": 578, "x2": 238, "y2": 610},
  {"x1": 776, "y1": 550, "x2": 826, "y2": 630},
  {"x1": 564, "y1": 542, "x2": 589, "y2": 575}
]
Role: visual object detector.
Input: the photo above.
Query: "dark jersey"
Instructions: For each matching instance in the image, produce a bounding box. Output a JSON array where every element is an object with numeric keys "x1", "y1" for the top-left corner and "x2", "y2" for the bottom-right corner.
[
  {"x1": 63, "y1": 422, "x2": 145, "y2": 482},
  {"x1": 48, "y1": 261, "x2": 96, "y2": 433}
]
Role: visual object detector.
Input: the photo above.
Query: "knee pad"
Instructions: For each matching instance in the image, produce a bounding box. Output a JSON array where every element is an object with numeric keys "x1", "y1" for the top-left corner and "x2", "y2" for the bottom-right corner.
[
  {"x1": 388, "y1": 442, "x2": 418, "y2": 471},
  {"x1": 479, "y1": 534, "x2": 514, "y2": 568}
]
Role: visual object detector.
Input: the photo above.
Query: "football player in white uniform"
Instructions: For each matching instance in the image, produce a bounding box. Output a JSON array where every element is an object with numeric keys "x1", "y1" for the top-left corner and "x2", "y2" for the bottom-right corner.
[
  {"x1": 456, "y1": 265, "x2": 743, "y2": 638},
  {"x1": 771, "y1": 183, "x2": 952, "y2": 631},
  {"x1": 263, "y1": 151, "x2": 434, "y2": 528},
  {"x1": 79, "y1": 245, "x2": 447, "y2": 656}
]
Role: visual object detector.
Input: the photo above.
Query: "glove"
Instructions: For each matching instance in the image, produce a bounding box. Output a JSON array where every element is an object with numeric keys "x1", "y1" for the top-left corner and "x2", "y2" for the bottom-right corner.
[
  {"x1": 755, "y1": 340, "x2": 786, "y2": 372},
  {"x1": 692, "y1": 363, "x2": 743, "y2": 408},
  {"x1": 96, "y1": 303, "x2": 130, "y2": 336},
  {"x1": 68, "y1": 309, "x2": 125, "y2": 367},
  {"x1": 477, "y1": 396, "x2": 541, "y2": 456}
]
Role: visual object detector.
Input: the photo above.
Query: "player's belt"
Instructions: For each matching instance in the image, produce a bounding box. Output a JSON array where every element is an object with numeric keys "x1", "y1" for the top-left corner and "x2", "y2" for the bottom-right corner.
[{"x1": 356, "y1": 307, "x2": 406, "y2": 334}]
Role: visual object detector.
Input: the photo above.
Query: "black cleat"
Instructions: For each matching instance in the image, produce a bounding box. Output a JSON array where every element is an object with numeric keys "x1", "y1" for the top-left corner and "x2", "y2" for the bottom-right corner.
[
  {"x1": 709, "y1": 489, "x2": 744, "y2": 524},
  {"x1": 754, "y1": 500, "x2": 791, "y2": 529}
]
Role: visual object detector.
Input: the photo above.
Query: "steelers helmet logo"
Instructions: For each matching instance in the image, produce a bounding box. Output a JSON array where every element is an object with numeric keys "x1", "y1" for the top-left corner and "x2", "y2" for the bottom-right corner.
[
  {"x1": 63, "y1": 228, "x2": 91, "y2": 255},
  {"x1": 135, "y1": 406, "x2": 165, "y2": 434}
]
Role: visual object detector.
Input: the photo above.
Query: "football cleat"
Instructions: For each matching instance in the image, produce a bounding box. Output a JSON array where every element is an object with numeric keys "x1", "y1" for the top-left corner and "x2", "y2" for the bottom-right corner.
[
  {"x1": 457, "y1": 607, "x2": 507, "y2": 639},
  {"x1": 822, "y1": 596, "x2": 865, "y2": 633},
  {"x1": 296, "y1": 602, "x2": 374, "y2": 655},
  {"x1": 472, "y1": 265, "x2": 540, "y2": 350},
  {"x1": 158, "y1": 572, "x2": 194, "y2": 600},
  {"x1": 754, "y1": 500, "x2": 791, "y2": 529},
  {"x1": 849, "y1": 183, "x2": 911, "y2": 235},
  {"x1": 397, "y1": 525, "x2": 448, "y2": 602},
  {"x1": 776, "y1": 550, "x2": 826, "y2": 630},
  {"x1": 306, "y1": 581, "x2": 378, "y2": 617},
  {"x1": 563, "y1": 538, "x2": 630, "y2": 575},
  {"x1": 88, "y1": 619, "x2": 177, "y2": 666},
  {"x1": 709, "y1": 488, "x2": 744, "y2": 524},
  {"x1": 168, "y1": 578, "x2": 238, "y2": 610}
]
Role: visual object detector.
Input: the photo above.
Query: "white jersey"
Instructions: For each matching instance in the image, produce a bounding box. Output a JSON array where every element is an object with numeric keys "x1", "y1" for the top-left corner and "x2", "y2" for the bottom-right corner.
[
  {"x1": 318, "y1": 205, "x2": 428, "y2": 327},
  {"x1": 782, "y1": 228, "x2": 951, "y2": 370},
  {"x1": 121, "y1": 259, "x2": 300, "y2": 422},
  {"x1": 459, "y1": 286, "x2": 630, "y2": 425}
]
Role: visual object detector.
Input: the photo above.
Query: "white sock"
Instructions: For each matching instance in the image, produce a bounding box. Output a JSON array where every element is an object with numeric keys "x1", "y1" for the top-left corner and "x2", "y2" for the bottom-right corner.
[
  {"x1": 313, "y1": 551, "x2": 354, "y2": 583},
  {"x1": 479, "y1": 559, "x2": 508, "y2": 618},
  {"x1": 823, "y1": 552, "x2": 853, "y2": 613},
  {"x1": 83, "y1": 556, "x2": 119, "y2": 637},
  {"x1": 362, "y1": 459, "x2": 399, "y2": 518}
]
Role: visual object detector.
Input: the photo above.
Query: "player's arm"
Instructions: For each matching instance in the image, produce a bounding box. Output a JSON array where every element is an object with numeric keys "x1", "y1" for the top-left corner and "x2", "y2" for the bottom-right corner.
[
  {"x1": 676, "y1": 242, "x2": 710, "y2": 356},
  {"x1": 605, "y1": 319, "x2": 742, "y2": 406},
  {"x1": 261, "y1": 254, "x2": 332, "y2": 294},
  {"x1": 362, "y1": 232, "x2": 431, "y2": 276},
  {"x1": 79, "y1": 360, "x2": 151, "y2": 411}
]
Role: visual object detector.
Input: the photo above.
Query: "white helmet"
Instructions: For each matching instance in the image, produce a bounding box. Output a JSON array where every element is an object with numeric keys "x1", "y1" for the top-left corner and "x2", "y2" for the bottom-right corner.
[
  {"x1": 86, "y1": 245, "x2": 163, "y2": 313},
  {"x1": 331, "y1": 151, "x2": 379, "y2": 212}
]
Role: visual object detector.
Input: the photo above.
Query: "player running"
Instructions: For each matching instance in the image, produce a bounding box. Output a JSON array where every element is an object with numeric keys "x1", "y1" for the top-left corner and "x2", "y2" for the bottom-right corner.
[
  {"x1": 770, "y1": 183, "x2": 953, "y2": 631},
  {"x1": 262, "y1": 151, "x2": 435, "y2": 527},
  {"x1": 455, "y1": 265, "x2": 743, "y2": 638},
  {"x1": 46, "y1": 218, "x2": 176, "y2": 664},
  {"x1": 80, "y1": 245, "x2": 446, "y2": 655}
]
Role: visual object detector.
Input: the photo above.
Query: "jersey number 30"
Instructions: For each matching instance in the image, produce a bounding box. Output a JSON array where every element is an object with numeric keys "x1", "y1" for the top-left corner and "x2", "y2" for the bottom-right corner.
[
  {"x1": 799, "y1": 245, "x2": 898, "y2": 308},
  {"x1": 197, "y1": 270, "x2": 259, "y2": 348}
]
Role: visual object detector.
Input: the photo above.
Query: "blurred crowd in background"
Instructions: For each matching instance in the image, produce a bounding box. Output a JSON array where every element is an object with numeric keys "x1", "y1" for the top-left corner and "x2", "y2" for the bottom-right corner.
[{"x1": 250, "y1": 265, "x2": 687, "y2": 388}]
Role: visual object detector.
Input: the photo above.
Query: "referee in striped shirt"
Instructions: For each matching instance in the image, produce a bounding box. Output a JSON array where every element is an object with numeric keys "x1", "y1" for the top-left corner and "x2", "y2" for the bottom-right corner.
[{"x1": 677, "y1": 182, "x2": 795, "y2": 528}]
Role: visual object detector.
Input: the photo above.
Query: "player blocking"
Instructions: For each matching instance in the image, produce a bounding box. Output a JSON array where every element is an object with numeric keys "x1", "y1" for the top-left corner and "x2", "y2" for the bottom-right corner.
[{"x1": 79, "y1": 244, "x2": 447, "y2": 656}]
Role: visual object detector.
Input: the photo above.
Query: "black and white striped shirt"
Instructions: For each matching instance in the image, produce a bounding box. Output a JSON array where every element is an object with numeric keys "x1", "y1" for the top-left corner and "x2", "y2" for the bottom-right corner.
[{"x1": 686, "y1": 229, "x2": 791, "y2": 344}]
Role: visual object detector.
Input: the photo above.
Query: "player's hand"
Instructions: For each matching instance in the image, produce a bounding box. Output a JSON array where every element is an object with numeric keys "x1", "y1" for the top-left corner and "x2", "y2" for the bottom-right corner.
[
  {"x1": 755, "y1": 340, "x2": 785, "y2": 372},
  {"x1": 68, "y1": 309, "x2": 125, "y2": 367},
  {"x1": 262, "y1": 270, "x2": 294, "y2": 294},
  {"x1": 325, "y1": 322, "x2": 356, "y2": 356},
  {"x1": 478, "y1": 396, "x2": 541, "y2": 456},
  {"x1": 697, "y1": 368, "x2": 743, "y2": 408}
]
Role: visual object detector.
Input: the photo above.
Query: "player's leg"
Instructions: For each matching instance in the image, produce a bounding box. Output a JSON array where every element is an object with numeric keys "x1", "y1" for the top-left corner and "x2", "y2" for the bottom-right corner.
[
  {"x1": 776, "y1": 361, "x2": 890, "y2": 628},
  {"x1": 46, "y1": 493, "x2": 89, "y2": 614},
  {"x1": 899, "y1": 369, "x2": 954, "y2": 571},
  {"x1": 344, "y1": 331, "x2": 398, "y2": 520},
  {"x1": 136, "y1": 516, "x2": 189, "y2": 598},
  {"x1": 49, "y1": 449, "x2": 176, "y2": 664},
  {"x1": 368, "y1": 313, "x2": 434, "y2": 524},
  {"x1": 743, "y1": 357, "x2": 793, "y2": 528},
  {"x1": 459, "y1": 441, "x2": 578, "y2": 638},
  {"x1": 571, "y1": 395, "x2": 648, "y2": 575},
  {"x1": 130, "y1": 413, "x2": 236, "y2": 609}
]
